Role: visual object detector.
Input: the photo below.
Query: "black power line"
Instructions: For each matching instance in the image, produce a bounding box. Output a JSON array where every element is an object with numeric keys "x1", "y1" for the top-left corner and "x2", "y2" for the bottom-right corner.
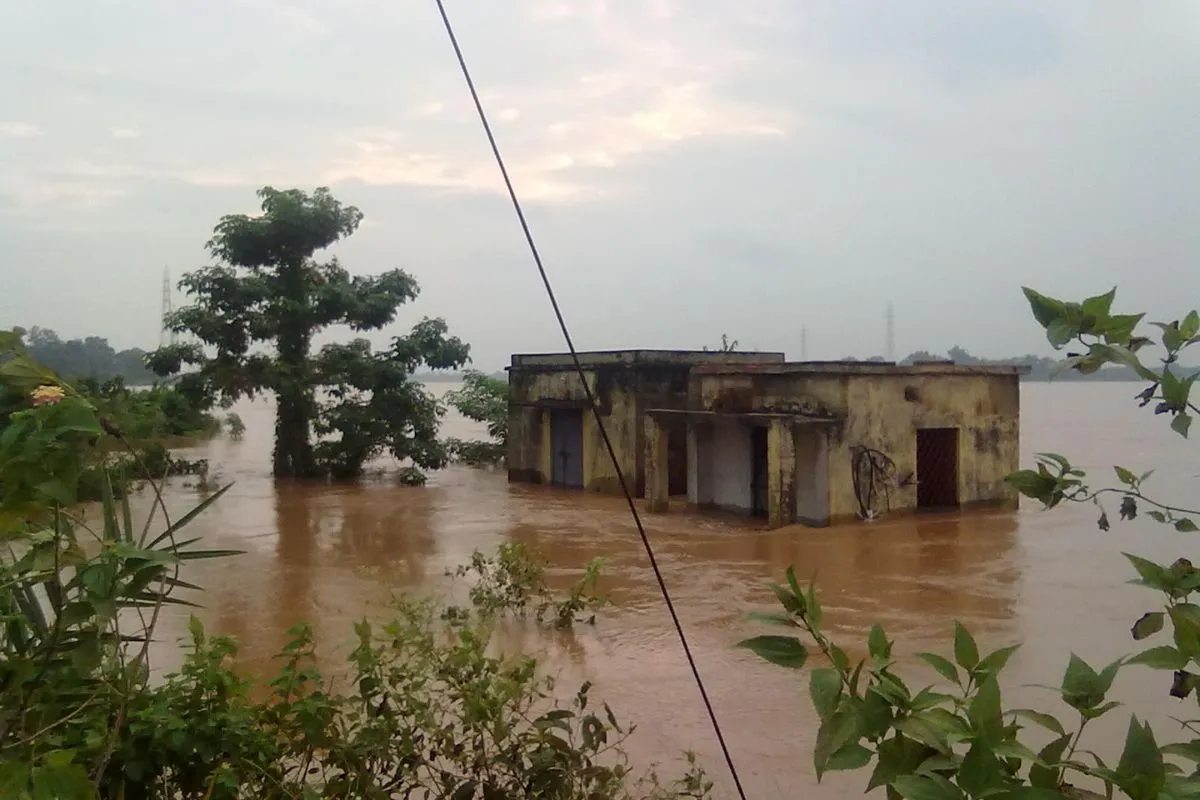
[{"x1": 431, "y1": 3, "x2": 749, "y2": 798}]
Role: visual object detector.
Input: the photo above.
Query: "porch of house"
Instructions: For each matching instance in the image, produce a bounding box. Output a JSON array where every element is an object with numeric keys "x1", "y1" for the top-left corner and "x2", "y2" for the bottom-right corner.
[{"x1": 643, "y1": 409, "x2": 839, "y2": 529}]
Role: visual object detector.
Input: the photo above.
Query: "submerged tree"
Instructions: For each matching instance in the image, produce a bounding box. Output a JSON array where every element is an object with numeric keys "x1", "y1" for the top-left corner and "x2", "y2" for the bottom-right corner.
[
  {"x1": 445, "y1": 369, "x2": 508, "y2": 466},
  {"x1": 147, "y1": 187, "x2": 469, "y2": 479}
]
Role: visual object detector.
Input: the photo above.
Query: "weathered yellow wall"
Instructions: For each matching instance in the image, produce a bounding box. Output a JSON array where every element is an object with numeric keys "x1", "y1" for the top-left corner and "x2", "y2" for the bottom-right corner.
[
  {"x1": 695, "y1": 371, "x2": 1021, "y2": 523},
  {"x1": 826, "y1": 374, "x2": 1020, "y2": 521},
  {"x1": 506, "y1": 369, "x2": 639, "y2": 492}
]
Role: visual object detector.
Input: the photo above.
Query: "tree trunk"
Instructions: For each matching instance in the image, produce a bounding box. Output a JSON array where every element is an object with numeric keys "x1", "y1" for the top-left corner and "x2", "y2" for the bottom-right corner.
[
  {"x1": 273, "y1": 389, "x2": 315, "y2": 478},
  {"x1": 272, "y1": 261, "x2": 317, "y2": 478}
]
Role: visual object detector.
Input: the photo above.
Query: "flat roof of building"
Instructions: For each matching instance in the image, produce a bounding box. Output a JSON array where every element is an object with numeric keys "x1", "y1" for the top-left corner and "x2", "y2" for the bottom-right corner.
[
  {"x1": 692, "y1": 360, "x2": 1031, "y2": 377},
  {"x1": 509, "y1": 349, "x2": 787, "y2": 369}
]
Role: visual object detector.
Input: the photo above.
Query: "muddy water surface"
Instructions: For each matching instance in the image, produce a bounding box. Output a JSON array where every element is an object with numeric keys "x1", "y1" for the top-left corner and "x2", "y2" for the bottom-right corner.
[{"x1": 128, "y1": 382, "x2": 1197, "y2": 798}]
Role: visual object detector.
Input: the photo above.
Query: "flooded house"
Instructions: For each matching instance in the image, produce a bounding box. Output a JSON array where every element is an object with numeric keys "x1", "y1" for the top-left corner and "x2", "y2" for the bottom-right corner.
[{"x1": 505, "y1": 350, "x2": 1028, "y2": 528}]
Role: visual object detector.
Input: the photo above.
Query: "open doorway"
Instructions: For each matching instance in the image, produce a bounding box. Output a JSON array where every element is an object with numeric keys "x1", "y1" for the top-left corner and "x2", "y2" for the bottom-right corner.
[
  {"x1": 549, "y1": 409, "x2": 584, "y2": 488},
  {"x1": 750, "y1": 426, "x2": 769, "y2": 517},
  {"x1": 667, "y1": 426, "x2": 688, "y2": 496},
  {"x1": 916, "y1": 427, "x2": 959, "y2": 510}
]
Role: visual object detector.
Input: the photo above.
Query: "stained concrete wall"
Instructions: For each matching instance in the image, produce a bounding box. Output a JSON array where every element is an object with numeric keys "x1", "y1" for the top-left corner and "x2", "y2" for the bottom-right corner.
[
  {"x1": 710, "y1": 420, "x2": 752, "y2": 512},
  {"x1": 694, "y1": 369, "x2": 1021, "y2": 523},
  {"x1": 794, "y1": 426, "x2": 831, "y2": 525},
  {"x1": 505, "y1": 366, "x2": 645, "y2": 493},
  {"x1": 508, "y1": 355, "x2": 748, "y2": 494}
]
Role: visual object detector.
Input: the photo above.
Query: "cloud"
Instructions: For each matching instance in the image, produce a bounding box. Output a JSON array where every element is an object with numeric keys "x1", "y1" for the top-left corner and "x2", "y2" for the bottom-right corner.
[
  {"x1": 1, "y1": 0, "x2": 1199, "y2": 368},
  {"x1": 0, "y1": 0, "x2": 791, "y2": 210},
  {"x1": 0, "y1": 121, "x2": 41, "y2": 138}
]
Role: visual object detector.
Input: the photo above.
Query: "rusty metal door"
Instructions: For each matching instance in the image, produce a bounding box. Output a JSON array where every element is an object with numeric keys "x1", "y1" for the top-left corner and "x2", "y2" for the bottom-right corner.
[
  {"x1": 549, "y1": 410, "x2": 584, "y2": 488},
  {"x1": 916, "y1": 428, "x2": 959, "y2": 510}
]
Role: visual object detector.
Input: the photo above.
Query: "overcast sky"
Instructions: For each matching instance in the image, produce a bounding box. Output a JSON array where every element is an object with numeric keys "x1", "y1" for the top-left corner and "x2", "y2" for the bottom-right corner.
[{"x1": 1, "y1": 1, "x2": 1197, "y2": 371}]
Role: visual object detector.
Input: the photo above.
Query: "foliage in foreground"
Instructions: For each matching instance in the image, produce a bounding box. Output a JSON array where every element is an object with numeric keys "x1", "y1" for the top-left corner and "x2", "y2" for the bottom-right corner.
[
  {"x1": 0, "y1": 348, "x2": 710, "y2": 799},
  {"x1": 445, "y1": 369, "x2": 509, "y2": 467},
  {"x1": 147, "y1": 186, "x2": 470, "y2": 481},
  {"x1": 1, "y1": 333, "x2": 212, "y2": 502},
  {"x1": 739, "y1": 287, "x2": 1200, "y2": 800}
]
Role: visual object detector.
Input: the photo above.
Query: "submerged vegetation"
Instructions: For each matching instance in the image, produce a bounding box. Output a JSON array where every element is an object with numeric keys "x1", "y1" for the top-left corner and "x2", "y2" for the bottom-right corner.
[
  {"x1": 148, "y1": 186, "x2": 471, "y2": 482},
  {"x1": 444, "y1": 369, "x2": 508, "y2": 467},
  {"x1": 741, "y1": 287, "x2": 1200, "y2": 800},
  {"x1": 0, "y1": 346, "x2": 710, "y2": 799}
]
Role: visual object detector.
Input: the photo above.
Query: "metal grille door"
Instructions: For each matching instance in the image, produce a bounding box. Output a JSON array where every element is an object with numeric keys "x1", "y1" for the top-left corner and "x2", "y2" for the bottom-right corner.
[{"x1": 916, "y1": 428, "x2": 959, "y2": 510}]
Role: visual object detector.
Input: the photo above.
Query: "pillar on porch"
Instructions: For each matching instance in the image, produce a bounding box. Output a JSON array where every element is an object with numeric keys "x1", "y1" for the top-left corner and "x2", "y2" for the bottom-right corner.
[
  {"x1": 767, "y1": 419, "x2": 796, "y2": 529},
  {"x1": 644, "y1": 414, "x2": 669, "y2": 513}
]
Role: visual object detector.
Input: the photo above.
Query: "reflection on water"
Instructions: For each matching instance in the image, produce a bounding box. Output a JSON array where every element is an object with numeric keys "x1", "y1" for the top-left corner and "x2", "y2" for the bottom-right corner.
[{"x1": 133, "y1": 383, "x2": 1198, "y2": 798}]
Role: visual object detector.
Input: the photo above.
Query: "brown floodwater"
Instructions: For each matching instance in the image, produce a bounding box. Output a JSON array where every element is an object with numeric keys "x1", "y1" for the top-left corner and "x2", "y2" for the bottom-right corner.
[{"x1": 119, "y1": 382, "x2": 1197, "y2": 798}]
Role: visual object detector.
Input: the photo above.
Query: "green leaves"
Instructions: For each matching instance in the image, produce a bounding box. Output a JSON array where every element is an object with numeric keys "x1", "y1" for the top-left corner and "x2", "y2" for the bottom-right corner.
[
  {"x1": 813, "y1": 709, "x2": 863, "y2": 780},
  {"x1": 1021, "y1": 286, "x2": 1147, "y2": 354},
  {"x1": 736, "y1": 635, "x2": 808, "y2": 669},
  {"x1": 891, "y1": 774, "x2": 965, "y2": 800},
  {"x1": 917, "y1": 652, "x2": 960, "y2": 685},
  {"x1": 1059, "y1": 653, "x2": 1121, "y2": 714},
  {"x1": 1126, "y1": 645, "x2": 1187, "y2": 670},
  {"x1": 810, "y1": 668, "x2": 843, "y2": 722},
  {"x1": 1172, "y1": 412, "x2": 1193, "y2": 439},
  {"x1": 1005, "y1": 453, "x2": 1088, "y2": 510},
  {"x1": 1114, "y1": 717, "x2": 1166, "y2": 800},
  {"x1": 967, "y1": 674, "x2": 1004, "y2": 742},
  {"x1": 1023, "y1": 288, "x2": 1070, "y2": 332},
  {"x1": 770, "y1": 581, "x2": 805, "y2": 616},
  {"x1": 869, "y1": 623, "x2": 893, "y2": 662},
  {"x1": 1010, "y1": 708, "x2": 1066, "y2": 737},
  {"x1": 746, "y1": 547, "x2": 1200, "y2": 800},
  {"x1": 953, "y1": 621, "x2": 979, "y2": 671}
]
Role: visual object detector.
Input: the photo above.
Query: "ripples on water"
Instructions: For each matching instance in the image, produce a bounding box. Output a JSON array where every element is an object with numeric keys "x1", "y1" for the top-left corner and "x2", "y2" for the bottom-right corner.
[{"x1": 113, "y1": 382, "x2": 1197, "y2": 799}]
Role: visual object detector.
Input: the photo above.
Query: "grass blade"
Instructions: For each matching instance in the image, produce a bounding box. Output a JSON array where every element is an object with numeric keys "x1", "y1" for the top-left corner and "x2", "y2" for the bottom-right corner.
[{"x1": 145, "y1": 482, "x2": 234, "y2": 549}]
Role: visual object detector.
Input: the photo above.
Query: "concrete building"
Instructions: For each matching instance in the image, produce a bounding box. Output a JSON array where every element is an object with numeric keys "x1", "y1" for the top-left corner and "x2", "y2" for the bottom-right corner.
[{"x1": 506, "y1": 350, "x2": 1028, "y2": 529}]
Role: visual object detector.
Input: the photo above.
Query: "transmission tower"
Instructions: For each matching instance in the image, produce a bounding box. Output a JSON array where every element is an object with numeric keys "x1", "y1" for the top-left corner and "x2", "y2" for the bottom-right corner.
[
  {"x1": 885, "y1": 303, "x2": 895, "y2": 362},
  {"x1": 160, "y1": 267, "x2": 176, "y2": 347}
]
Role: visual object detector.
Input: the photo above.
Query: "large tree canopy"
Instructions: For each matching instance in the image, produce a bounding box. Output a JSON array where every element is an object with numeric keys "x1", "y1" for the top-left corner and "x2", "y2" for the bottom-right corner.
[{"x1": 147, "y1": 186, "x2": 469, "y2": 479}]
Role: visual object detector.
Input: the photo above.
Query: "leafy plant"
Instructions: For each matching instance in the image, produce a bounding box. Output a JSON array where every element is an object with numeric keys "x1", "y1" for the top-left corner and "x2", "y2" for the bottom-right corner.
[
  {"x1": 446, "y1": 542, "x2": 608, "y2": 629},
  {"x1": 702, "y1": 334, "x2": 739, "y2": 353},
  {"x1": 738, "y1": 287, "x2": 1200, "y2": 800},
  {"x1": 0, "y1": 343, "x2": 239, "y2": 798},
  {"x1": 445, "y1": 370, "x2": 508, "y2": 467},
  {"x1": 146, "y1": 186, "x2": 471, "y2": 481},
  {"x1": 223, "y1": 412, "x2": 245, "y2": 441}
]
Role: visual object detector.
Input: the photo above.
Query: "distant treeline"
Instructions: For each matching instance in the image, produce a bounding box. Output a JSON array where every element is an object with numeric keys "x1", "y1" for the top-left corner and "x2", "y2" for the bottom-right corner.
[
  {"x1": 418, "y1": 370, "x2": 506, "y2": 383},
  {"x1": 20, "y1": 327, "x2": 157, "y2": 384},
  {"x1": 886, "y1": 346, "x2": 1192, "y2": 382}
]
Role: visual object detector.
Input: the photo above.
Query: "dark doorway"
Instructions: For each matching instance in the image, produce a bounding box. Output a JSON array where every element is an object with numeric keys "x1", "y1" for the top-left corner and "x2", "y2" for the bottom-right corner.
[
  {"x1": 750, "y1": 426, "x2": 769, "y2": 517},
  {"x1": 549, "y1": 409, "x2": 584, "y2": 488},
  {"x1": 667, "y1": 426, "x2": 688, "y2": 496},
  {"x1": 916, "y1": 428, "x2": 959, "y2": 510}
]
